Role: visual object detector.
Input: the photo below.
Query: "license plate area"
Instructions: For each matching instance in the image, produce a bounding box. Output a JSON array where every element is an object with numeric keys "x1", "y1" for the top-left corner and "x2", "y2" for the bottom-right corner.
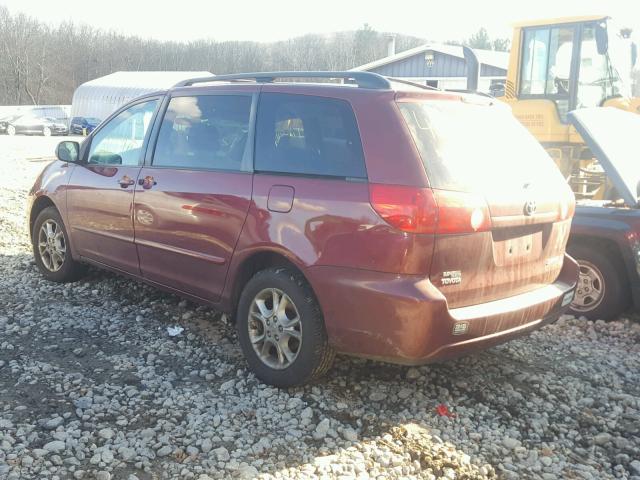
[{"x1": 492, "y1": 224, "x2": 549, "y2": 266}]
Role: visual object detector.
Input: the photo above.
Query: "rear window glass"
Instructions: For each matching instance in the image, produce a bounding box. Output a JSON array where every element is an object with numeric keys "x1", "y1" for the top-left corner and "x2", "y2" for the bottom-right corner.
[
  {"x1": 398, "y1": 100, "x2": 562, "y2": 192},
  {"x1": 255, "y1": 93, "x2": 366, "y2": 178}
]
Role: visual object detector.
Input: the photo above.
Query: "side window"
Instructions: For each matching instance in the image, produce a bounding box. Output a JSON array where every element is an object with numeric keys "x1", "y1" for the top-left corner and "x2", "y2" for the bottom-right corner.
[
  {"x1": 152, "y1": 95, "x2": 252, "y2": 171},
  {"x1": 546, "y1": 28, "x2": 574, "y2": 95},
  {"x1": 520, "y1": 28, "x2": 550, "y2": 95},
  {"x1": 88, "y1": 100, "x2": 158, "y2": 165},
  {"x1": 520, "y1": 26, "x2": 574, "y2": 96},
  {"x1": 255, "y1": 93, "x2": 367, "y2": 179}
]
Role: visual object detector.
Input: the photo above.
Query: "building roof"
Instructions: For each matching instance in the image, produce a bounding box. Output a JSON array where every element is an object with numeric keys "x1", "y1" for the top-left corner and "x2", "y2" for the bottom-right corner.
[
  {"x1": 71, "y1": 71, "x2": 213, "y2": 121},
  {"x1": 78, "y1": 71, "x2": 213, "y2": 89},
  {"x1": 351, "y1": 43, "x2": 509, "y2": 73}
]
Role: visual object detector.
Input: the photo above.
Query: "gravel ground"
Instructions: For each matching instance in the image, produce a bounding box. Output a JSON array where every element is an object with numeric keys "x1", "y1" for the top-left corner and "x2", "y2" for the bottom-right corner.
[{"x1": 1, "y1": 135, "x2": 640, "y2": 480}]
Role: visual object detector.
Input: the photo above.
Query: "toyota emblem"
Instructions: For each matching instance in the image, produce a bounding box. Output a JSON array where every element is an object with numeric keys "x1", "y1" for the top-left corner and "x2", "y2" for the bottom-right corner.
[{"x1": 524, "y1": 200, "x2": 537, "y2": 216}]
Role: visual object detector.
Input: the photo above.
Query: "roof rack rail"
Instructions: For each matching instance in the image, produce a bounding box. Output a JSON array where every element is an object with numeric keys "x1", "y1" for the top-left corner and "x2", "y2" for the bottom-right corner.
[{"x1": 174, "y1": 71, "x2": 392, "y2": 90}]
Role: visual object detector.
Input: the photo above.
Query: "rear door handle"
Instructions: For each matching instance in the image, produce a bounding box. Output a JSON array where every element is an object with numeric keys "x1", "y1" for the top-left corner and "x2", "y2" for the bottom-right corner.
[
  {"x1": 138, "y1": 176, "x2": 157, "y2": 189},
  {"x1": 118, "y1": 175, "x2": 135, "y2": 188}
]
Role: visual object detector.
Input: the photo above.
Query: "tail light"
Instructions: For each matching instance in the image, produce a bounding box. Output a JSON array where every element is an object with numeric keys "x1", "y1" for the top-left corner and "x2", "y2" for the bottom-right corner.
[
  {"x1": 433, "y1": 189, "x2": 492, "y2": 234},
  {"x1": 369, "y1": 184, "x2": 438, "y2": 233},
  {"x1": 558, "y1": 188, "x2": 576, "y2": 221},
  {"x1": 369, "y1": 184, "x2": 491, "y2": 234}
]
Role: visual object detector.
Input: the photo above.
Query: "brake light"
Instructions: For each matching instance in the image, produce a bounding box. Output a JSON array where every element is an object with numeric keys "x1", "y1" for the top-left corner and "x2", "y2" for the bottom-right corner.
[
  {"x1": 558, "y1": 188, "x2": 576, "y2": 220},
  {"x1": 369, "y1": 184, "x2": 492, "y2": 234},
  {"x1": 433, "y1": 190, "x2": 492, "y2": 234},
  {"x1": 369, "y1": 184, "x2": 438, "y2": 233}
]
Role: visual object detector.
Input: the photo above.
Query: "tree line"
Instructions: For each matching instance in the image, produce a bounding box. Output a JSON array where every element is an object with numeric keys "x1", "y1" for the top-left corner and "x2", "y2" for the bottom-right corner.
[{"x1": 0, "y1": 6, "x2": 510, "y2": 106}]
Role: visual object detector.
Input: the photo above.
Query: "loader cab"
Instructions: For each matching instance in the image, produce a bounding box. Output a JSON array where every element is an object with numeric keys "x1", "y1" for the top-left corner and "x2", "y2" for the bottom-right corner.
[
  {"x1": 504, "y1": 16, "x2": 638, "y2": 197},
  {"x1": 507, "y1": 17, "x2": 633, "y2": 124}
]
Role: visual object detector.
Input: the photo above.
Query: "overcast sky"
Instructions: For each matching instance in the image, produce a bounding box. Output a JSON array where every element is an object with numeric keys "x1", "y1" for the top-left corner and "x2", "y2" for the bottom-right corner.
[{"x1": 2, "y1": 0, "x2": 640, "y2": 43}]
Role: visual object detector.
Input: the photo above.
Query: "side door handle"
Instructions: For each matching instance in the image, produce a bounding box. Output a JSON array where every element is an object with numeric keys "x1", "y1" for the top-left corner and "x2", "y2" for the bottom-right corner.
[
  {"x1": 138, "y1": 176, "x2": 157, "y2": 189},
  {"x1": 118, "y1": 175, "x2": 135, "y2": 188}
]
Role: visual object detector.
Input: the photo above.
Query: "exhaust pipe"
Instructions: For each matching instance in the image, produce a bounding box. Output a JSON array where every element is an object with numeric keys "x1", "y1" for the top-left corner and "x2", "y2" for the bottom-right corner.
[{"x1": 463, "y1": 46, "x2": 480, "y2": 92}]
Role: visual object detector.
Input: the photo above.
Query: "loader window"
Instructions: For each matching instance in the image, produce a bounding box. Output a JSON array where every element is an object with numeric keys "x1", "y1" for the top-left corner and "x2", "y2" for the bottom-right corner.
[
  {"x1": 576, "y1": 24, "x2": 627, "y2": 108},
  {"x1": 520, "y1": 26, "x2": 575, "y2": 119}
]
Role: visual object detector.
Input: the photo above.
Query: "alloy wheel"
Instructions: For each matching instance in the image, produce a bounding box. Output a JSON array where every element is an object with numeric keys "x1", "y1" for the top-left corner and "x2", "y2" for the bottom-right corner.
[
  {"x1": 572, "y1": 260, "x2": 605, "y2": 313},
  {"x1": 248, "y1": 288, "x2": 302, "y2": 370},
  {"x1": 38, "y1": 219, "x2": 66, "y2": 272}
]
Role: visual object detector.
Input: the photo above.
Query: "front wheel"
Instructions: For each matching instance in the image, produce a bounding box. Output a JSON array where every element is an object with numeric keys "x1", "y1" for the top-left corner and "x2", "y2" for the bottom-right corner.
[
  {"x1": 7, "y1": 125, "x2": 15, "y2": 136},
  {"x1": 32, "y1": 206, "x2": 86, "y2": 282},
  {"x1": 42, "y1": 127, "x2": 52, "y2": 136},
  {"x1": 567, "y1": 244, "x2": 629, "y2": 320},
  {"x1": 236, "y1": 267, "x2": 335, "y2": 387}
]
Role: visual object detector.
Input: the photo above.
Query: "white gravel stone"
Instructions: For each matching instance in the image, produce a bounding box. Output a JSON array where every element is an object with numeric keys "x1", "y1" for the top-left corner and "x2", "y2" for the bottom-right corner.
[
  {"x1": 213, "y1": 446, "x2": 230, "y2": 461},
  {"x1": 43, "y1": 441, "x2": 66, "y2": 452},
  {"x1": 98, "y1": 428, "x2": 114, "y2": 440}
]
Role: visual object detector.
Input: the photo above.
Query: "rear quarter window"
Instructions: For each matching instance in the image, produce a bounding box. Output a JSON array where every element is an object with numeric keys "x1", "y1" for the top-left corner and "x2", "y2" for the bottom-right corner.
[{"x1": 255, "y1": 93, "x2": 366, "y2": 179}]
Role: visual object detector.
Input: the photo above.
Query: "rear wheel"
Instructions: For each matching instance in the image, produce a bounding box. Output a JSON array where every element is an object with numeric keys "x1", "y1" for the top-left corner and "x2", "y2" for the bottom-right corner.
[
  {"x1": 236, "y1": 267, "x2": 335, "y2": 387},
  {"x1": 7, "y1": 125, "x2": 15, "y2": 136},
  {"x1": 568, "y1": 243, "x2": 629, "y2": 320},
  {"x1": 32, "y1": 207, "x2": 86, "y2": 282}
]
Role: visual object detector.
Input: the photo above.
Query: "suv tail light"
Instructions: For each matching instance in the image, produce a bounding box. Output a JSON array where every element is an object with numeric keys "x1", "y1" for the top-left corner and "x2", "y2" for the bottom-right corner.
[
  {"x1": 558, "y1": 189, "x2": 576, "y2": 221},
  {"x1": 369, "y1": 184, "x2": 491, "y2": 234}
]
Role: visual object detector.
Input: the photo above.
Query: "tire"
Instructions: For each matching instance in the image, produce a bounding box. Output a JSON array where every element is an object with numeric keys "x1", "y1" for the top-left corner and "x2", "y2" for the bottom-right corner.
[
  {"x1": 236, "y1": 267, "x2": 335, "y2": 387},
  {"x1": 7, "y1": 125, "x2": 15, "y2": 136},
  {"x1": 42, "y1": 127, "x2": 52, "y2": 136},
  {"x1": 32, "y1": 206, "x2": 86, "y2": 283},
  {"x1": 567, "y1": 243, "x2": 629, "y2": 320}
]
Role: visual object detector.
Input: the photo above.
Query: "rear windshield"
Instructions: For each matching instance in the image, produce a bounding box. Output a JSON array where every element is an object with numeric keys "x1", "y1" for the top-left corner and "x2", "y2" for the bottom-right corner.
[{"x1": 398, "y1": 100, "x2": 563, "y2": 192}]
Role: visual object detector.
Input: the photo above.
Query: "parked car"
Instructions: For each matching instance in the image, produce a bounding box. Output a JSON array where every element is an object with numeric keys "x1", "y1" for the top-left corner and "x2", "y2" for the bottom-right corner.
[
  {"x1": 69, "y1": 116, "x2": 101, "y2": 135},
  {"x1": 7, "y1": 114, "x2": 68, "y2": 136},
  {"x1": 567, "y1": 108, "x2": 640, "y2": 320},
  {"x1": 0, "y1": 114, "x2": 20, "y2": 134},
  {"x1": 27, "y1": 71, "x2": 578, "y2": 387}
]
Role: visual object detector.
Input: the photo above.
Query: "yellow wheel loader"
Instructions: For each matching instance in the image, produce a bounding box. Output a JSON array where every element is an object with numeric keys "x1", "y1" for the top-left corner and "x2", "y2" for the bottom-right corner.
[{"x1": 500, "y1": 16, "x2": 639, "y2": 200}]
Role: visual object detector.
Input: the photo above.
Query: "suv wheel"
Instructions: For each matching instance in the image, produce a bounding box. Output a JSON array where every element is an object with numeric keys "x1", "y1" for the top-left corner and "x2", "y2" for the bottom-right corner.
[
  {"x1": 236, "y1": 267, "x2": 335, "y2": 387},
  {"x1": 32, "y1": 206, "x2": 86, "y2": 282},
  {"x1": 568, "y1": 244, "x2": 629, "y2": 320}
]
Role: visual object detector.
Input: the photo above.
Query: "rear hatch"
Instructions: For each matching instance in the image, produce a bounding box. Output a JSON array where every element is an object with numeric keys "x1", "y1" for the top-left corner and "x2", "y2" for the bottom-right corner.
[{"x1": 397, "y1": 95, "x2": 574, "y2": 308}]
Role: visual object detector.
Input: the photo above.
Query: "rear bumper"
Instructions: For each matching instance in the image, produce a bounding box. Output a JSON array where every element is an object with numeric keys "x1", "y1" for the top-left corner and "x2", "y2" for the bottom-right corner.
[{"x1": 308, "y1": 254, "x2": 578, "y2": 364}]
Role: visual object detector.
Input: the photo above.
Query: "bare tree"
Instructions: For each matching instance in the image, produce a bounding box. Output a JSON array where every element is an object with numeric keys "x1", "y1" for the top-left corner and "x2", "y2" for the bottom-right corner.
[{"x1": 0, "y1": 9, "x2": 426, "y2": 106}]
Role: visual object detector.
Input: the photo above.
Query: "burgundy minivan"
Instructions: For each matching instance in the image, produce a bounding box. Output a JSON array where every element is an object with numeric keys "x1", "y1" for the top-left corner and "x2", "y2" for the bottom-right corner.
[{"x1": 28, "y1": 72, "x2": 578, "y2": 386}]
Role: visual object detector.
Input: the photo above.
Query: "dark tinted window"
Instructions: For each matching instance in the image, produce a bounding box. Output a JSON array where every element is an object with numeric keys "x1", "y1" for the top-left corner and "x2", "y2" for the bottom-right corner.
[
  {"x1": 153, "y1": 95, "x2": 252, "y2": 171},
  {"x1": 255, "y1": 93, "x2": 366, "y2": 178}
]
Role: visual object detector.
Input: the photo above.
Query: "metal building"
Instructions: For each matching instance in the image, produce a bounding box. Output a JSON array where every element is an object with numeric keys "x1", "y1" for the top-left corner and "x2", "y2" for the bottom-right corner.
[
  {"x1": 351, "y1": 43, "x2": 509, "y2": 93},
  {"x1": 70, "y1": 71, "x2": 212, "y2": 122}
]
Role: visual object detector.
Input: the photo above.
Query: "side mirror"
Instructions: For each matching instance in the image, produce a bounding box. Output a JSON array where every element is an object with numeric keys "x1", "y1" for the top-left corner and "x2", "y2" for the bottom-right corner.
[
  {"x1": 595, "y1": 22, "x2": 609, "y2": 55},
  {"x1": 56, "y1": 141, "x2": 80, "y2": 163}
]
